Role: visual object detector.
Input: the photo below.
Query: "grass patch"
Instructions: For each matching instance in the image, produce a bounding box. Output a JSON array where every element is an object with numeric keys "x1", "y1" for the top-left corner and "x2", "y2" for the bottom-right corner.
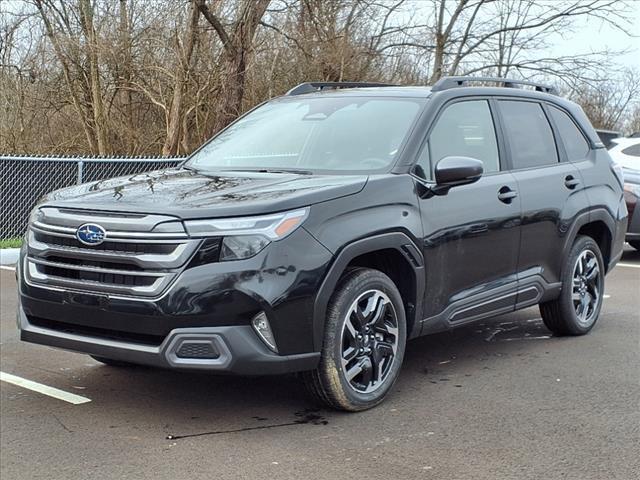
[{"x1": 0, "y1": 237, "x2": 23, "y2": 249}]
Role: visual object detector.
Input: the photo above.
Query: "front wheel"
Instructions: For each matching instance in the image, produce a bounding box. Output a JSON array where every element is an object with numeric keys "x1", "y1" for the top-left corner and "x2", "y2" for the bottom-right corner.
[
  {"x1": 540, "y1": 235, "x2": 605, "y2": 336},
  {"x1": 302, "y1": 268, "x2": 406, "y2": 411}
]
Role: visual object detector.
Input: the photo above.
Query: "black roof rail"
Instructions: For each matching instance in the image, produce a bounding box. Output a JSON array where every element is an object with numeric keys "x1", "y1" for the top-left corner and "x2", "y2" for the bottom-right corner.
[
  {"x1": 431, "y1": 76, "x2": 558, "y2": 95},
  {"x1": 286, "y1": 81, "x2": 396, "y2": 96}
]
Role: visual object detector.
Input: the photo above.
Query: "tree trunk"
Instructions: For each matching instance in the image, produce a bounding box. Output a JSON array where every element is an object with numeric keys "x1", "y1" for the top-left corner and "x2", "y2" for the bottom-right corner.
[
  {"x1": 34, "y1": 0, "x2": 99, "y2": 154},
  {"x1": 429, "y1": 0, "x2": 447, "y2": 83},
  {"x1": 79, "y1": 0, "x2": 109, "y2": 155},
  {"x1": 118, "y1": 0, "x2": 135, "y2": 152},
  {"x1": 430, "y1": 33, "x2": 445, "y2": 83},
  {"x1": 197, "y1": 0, "x2": 270, "y2": 136},
  {"x1": 162, "y1": 2, "x2": 199, "y2": 156}
]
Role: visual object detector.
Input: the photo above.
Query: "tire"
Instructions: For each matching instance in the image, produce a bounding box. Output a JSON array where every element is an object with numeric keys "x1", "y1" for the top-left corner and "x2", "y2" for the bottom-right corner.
[
  {"x1": 540, "y1": 235, "x2": 605, "y2": 336},
  {"x1": 629, "y1": 240, "x2": 640, "y2": 251},
  {"x1": 90, "y1": 355, "x2": 137, "y2": 367},
  {"x1": 302, "y1": 268, "x2": 407, "y2": 411}
]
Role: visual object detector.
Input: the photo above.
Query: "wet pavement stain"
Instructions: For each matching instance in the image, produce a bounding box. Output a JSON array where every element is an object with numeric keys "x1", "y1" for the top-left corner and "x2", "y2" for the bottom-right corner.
[
  {"x1": 166, "y1": 409, "x2": 328, "y2": 440},
  {"x1": 293, "y1": 409, "x2": 328, "y2": 425},
  {"x1": 481, "y1": 319, "x2": 551, "y2": 342}
]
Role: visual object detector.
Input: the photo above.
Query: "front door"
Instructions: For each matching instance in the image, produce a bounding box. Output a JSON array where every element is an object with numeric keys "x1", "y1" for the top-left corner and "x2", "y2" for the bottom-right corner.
[{"x1": 414, "y1": 99, "x2": 522, "y2": 328}]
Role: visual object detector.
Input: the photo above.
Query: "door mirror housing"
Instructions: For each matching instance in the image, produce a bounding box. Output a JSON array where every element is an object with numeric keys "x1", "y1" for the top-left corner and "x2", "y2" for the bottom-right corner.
[{"x1": 432, "y1": 156, "x2": 483, "y2": 195}]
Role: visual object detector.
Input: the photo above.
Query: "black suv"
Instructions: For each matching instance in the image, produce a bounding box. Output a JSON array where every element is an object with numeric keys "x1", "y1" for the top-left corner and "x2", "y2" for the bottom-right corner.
[{"x1": 17, "y1": 77, "x2": 627, "y2": 411}]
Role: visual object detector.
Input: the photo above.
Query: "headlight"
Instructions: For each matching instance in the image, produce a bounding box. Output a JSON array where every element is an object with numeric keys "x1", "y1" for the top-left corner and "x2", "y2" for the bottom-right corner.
[
  {"x1": 220, "y1": 235, "x2": 270, "y2": 261},
  {"x1": 184, "y1": 208, "x2": 309, "y2": 261}
]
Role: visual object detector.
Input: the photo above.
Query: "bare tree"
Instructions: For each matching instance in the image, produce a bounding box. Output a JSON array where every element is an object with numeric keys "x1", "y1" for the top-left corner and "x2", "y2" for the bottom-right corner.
[
  {"x1": 568, "y1": 69, "x2": 640, "y2": 131},
  {"x1": 1, "y1": 0, "x2": 637, "y2": 156},
  {"x1": 196, "y1": 0, "x2": 270, "y2": 134},
  {"x1": 406, "y1": 0, "x2": 634, "y2": 83},
  {"x1": 33, "y1": 0, "x2": 102, "y2": 153},
  {"x1": 78, "y1": 0, "x2": 109, "y2": 154},
  {"x1": 162, "y1": 1, "x2": 200, "y2": 156}
]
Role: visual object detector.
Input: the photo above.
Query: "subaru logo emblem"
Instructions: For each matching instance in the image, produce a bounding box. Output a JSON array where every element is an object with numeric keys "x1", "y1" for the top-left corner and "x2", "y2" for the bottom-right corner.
[{"x1": 76, "y1": 223, "x2": 106, "y2": 246}]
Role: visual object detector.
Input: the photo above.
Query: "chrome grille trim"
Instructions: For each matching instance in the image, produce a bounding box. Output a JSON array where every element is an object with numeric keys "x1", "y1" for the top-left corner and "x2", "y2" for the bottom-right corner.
[
  {"x1": 26, "y1": 208, "x2": 201, "y2": 298},
  {"x1": 27, "y1": 259, "x2": 173, "y2": 297},
  {"x1": 32, "y1": 221, "x2": 189, "y2": 240},
  {"x1": 27, "y1": 231, "x2": 194, "y2": 269},
  {"x1": 29, "y1": 257, "x2": 167, "y2": 277}
]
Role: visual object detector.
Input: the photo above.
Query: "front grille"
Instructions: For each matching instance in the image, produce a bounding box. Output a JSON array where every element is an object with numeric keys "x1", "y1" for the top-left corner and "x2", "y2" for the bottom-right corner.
[
  {"x1": 39, "y1": 263, "x2": 156, "y2": 286},
  {"x1": 25, "y1": 207, "x2": 202, "y2": 298},
  {"x1": 45, "y1": 255, "x2": 145, "y2": 271},
  {"x1": 33, "y1": 231, "x2": 177, "y2": 254}
]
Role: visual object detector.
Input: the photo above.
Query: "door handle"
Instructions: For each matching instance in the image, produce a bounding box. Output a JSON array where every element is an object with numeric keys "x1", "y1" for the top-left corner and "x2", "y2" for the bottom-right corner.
[
  {"x1": 565, "y1": 175, "x2": 581, "y2": 190},
  {"x1": 498, "y1": 186, "x2": 518, "y2": 204}
]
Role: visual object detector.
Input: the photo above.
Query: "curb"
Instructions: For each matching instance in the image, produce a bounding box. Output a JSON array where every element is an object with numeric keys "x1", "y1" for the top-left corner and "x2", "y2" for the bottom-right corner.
[{"x1": 0, "y1": 248, "x2": 20, "y2": 266}]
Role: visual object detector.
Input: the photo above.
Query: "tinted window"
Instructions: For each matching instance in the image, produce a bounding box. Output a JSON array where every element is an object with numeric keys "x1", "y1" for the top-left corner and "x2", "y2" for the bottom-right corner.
[
  {"x1": 621, "y1": 143, "x2": 640, "y2": 157},
  {"x1": 499, "y1": 100, "x2": 558, "y2": 169},
  {"x1": 417, "y1": 100, "x2": 499, "y2": 177},
  {"x1": 548, "y1": 106, "x2": 590, "y2": 160}
]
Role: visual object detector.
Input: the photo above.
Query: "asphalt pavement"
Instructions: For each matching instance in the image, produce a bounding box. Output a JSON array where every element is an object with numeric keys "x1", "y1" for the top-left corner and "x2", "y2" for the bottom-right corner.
[{"x1": 1, "y1": 248, "x2": 639, "y2": 480}]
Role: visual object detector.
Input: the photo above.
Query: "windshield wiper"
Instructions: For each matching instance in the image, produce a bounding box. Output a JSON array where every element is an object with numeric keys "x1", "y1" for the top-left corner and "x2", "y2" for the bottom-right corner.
[{"x1": 224, "y1": 168, "x2": 313, "y2": 175}]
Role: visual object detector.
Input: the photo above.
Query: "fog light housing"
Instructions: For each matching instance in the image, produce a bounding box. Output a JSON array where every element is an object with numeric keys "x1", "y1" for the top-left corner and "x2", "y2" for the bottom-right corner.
[{"x1": 251, "y1": 312, "x2": 278, "y2": 353}]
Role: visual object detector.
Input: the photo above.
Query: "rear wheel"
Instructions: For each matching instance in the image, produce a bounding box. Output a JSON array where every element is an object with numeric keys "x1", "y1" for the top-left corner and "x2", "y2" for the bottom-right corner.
[
  {"x1": 540, "y1": 235, "x2": 604, "y2": 335},
  {"x1": 90, "y1": 355, "x2": 137, "y2": 367},
  {"x1": 629, "y1": 240, "x2": 640, "y2": 251},
  {"x1": 302, "y1": 268, "x2": 406, "y2": 411}
]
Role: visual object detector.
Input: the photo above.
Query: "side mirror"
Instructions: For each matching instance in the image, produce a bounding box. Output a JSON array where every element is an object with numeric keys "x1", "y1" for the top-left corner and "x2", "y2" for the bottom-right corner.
[{"x1": 433, "y1": 156, "x2": 483, "y2": 194}]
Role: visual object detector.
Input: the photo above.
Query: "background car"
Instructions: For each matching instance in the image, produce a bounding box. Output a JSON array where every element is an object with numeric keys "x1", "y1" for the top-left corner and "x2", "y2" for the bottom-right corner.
[{"x1": 609, "y1": 137, "x2": 640, "y2": 250}]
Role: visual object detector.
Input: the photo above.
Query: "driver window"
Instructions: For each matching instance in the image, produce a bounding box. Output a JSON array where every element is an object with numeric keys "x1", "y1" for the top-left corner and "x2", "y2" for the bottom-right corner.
[{"x1": 416, "y1": 100, "x2": 500, "y2": 178}]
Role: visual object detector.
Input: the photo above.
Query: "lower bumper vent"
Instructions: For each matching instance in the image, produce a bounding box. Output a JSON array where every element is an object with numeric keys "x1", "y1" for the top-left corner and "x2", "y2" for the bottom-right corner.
[{"x1": 175, "y1": 341, "x2": 220, "y2": 359}]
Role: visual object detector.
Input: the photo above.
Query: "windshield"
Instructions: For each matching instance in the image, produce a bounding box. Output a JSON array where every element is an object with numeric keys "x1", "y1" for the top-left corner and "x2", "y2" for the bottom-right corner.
[{"x1": 188, "y1": 96, "x2": 425, "y2": 173}]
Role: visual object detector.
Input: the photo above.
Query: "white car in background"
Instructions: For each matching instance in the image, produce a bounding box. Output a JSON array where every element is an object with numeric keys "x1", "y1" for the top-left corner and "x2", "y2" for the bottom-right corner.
[
  {"x1": 609, "y1": 137, "x2": 640, "y2": 171},
  {"x1": 609, "y1": 137, "x2": 640, "y2": 250}
]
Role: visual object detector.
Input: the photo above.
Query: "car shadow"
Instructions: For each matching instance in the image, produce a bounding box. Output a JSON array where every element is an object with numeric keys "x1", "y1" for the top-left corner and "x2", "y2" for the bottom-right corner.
[{"x1": 69, "y1": 306, "x2": 563, "y2": 441}]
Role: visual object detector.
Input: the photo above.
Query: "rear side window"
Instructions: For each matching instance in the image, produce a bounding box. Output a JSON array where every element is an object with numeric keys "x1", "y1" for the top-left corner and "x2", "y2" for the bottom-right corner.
[
  {"x1": 548, "y1": 105, "x2": 590, "y2": 160},
  {"x1": 499, "y1": 100, "x2": 558, "y2": 169},
  {"x1": 621, "y1": 143, "x2": 640, "y2": 157},
  {"x1": 419, "y1": 100, "x2": 500, "y2": 176}
]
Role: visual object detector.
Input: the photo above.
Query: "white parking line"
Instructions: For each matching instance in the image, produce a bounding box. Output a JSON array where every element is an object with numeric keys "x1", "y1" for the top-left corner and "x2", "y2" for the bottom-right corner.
[
  {"x1": 0, "y1": 265, "x2": 16, "y2": 271},
  {"x1": 617, "y1": 263, "x2": 640, "y2": 269},
  {"x1": 0, "y1": 371, "x2": 91, "y2": 405}
]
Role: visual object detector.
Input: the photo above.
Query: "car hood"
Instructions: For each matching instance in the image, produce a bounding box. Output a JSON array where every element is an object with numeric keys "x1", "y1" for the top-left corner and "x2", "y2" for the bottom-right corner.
[{"x1": 41, "y1": 168, "x2": 368, "y2": 219}]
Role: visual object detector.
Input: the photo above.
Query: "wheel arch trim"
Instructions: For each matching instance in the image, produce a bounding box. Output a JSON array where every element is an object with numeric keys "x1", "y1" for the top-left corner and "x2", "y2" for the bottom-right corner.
[
  {"x1": 312, "y1": 232, "x2": 425, "y2": 350},
  {"x1": 562, "y1": 208, "x2": 616, "y2": 272}
]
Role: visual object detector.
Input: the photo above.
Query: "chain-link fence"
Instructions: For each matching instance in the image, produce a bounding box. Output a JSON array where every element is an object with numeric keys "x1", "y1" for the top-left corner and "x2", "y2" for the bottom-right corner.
[{"x1": 1, "y1": 155, "x2": 185, "y2": 239}]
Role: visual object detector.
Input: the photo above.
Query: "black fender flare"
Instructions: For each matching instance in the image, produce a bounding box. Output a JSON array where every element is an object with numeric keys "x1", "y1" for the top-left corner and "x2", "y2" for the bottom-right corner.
[
  {"x1": 560, "y1": 207, "x2": 616, "y2": 269},
  {"x1": 312, "y1": 232, "x2": 425, "y2": 350}
]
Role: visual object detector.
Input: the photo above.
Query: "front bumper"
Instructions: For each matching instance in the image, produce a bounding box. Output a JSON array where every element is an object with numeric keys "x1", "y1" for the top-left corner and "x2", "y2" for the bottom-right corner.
[
  {"x1": 18, "y1": 305, "x2": 319, "y2": 374},
  {"x1": 18, "y1": 225, "x2": 333, "y2": 371}
]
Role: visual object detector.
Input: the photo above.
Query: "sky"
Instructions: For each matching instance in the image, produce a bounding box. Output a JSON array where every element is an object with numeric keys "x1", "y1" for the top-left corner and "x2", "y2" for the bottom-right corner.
[{"x1": 545, "y1": 2, "x2": 640, "y2": 70}]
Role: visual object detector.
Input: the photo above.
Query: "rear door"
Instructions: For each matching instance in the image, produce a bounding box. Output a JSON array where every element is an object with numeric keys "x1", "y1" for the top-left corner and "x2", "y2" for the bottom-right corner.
[{"x1": 497, "y1": 99, "x2": 584, "y2": 297}]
